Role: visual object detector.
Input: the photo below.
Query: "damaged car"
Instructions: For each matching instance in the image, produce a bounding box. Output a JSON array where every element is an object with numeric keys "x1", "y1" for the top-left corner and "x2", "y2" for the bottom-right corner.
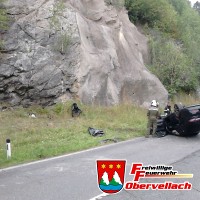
[{"x1": 156, "y1": 103, "x2": 200, "y2": 137}]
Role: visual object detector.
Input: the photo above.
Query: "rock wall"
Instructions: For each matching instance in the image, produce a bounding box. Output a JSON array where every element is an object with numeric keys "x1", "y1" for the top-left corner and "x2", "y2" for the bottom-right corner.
[{"x1": 0, "y1": 0, "x2": 168, "y2": 107}]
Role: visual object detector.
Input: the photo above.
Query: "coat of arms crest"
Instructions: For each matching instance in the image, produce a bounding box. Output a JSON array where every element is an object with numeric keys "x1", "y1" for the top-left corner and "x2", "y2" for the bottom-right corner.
[{"x1": 96, "y1": 160, "x2": 126, "y2": 194}]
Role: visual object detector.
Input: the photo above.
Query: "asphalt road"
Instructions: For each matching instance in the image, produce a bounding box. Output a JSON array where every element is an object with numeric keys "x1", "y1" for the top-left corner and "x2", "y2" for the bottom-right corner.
[{"x1": 0, "y1": 134, "x2": 200, "y2": 200}]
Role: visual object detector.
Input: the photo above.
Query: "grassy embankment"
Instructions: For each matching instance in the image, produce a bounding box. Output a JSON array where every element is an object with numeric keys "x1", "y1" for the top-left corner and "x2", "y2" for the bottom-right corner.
[
  {"x1": 0, "y1": 102, "x2": 146, "y2": 168},
  {"x1": 0, "y1": 94, "x2": 199, "y2": 168}
]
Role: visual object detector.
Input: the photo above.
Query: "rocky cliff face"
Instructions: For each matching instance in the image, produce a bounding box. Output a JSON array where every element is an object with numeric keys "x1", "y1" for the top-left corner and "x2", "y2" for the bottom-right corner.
[{"x1": 0, "y1": 0, "x2": 168, "y2": 107}]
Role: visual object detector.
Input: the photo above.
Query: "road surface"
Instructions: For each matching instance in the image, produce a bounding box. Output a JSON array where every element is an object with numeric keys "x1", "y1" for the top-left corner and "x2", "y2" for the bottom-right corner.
[{"x1": 0, "y1": 135, "x2": 200, "y2": 200}]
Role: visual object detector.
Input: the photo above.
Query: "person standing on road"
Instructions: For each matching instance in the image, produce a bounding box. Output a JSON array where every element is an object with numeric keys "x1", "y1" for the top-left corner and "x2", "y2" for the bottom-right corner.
[{"x1": 145, "y1": 100, "x2": 160, "y2": 138}]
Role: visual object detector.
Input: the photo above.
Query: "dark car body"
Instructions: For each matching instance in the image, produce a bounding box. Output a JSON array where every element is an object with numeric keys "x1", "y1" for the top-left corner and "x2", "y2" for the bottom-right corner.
[{"x1": 156, "y1": 104, "x2": 200, "y2": 137}]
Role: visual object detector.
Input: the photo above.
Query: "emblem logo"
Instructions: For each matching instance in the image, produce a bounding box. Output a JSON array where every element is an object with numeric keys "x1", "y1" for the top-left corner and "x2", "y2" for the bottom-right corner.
[{"x1": 96, "y1": 160, "x2": 126, "y2": 194}]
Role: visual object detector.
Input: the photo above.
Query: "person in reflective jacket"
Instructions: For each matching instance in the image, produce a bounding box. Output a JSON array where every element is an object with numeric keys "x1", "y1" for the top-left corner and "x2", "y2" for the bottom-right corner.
[{"x1": 145, "y1": 100, "x2": 160, "y2": 138}]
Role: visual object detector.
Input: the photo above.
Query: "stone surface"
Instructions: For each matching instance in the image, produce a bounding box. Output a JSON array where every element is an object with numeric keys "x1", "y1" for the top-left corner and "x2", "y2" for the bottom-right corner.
[{"x1": 0, "y1": 0, "x2": 168, "y2": 107}]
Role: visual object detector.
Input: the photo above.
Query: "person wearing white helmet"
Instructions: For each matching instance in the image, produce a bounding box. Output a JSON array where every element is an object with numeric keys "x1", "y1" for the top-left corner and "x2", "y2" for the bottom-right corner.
[{"x1": 145, "y1": 100, "x2": 160, "y2": 138}]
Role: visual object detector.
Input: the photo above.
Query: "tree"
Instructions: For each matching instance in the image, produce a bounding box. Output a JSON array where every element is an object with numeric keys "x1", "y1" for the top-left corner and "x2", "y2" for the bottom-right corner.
[
  {"x1": 149, "y1": 35, "x2": 198, "y2": 94},
  {"x1": 125, "y1": 0, "x2": 200, "y2": 95},
  {"x1": 193, "y1": 1, "x2": 200, "y2": 14},
  {"x1": 125, "y1": 0, "x2": 178, "y2": 34},
  {"x1": 167, "y1": 0, "x2": 188, "y2": 15}
]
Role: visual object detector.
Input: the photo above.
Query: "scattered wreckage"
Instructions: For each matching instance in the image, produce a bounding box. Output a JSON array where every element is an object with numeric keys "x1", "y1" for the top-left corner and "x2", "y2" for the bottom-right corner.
[{"x1": 156, "y1": 104, "x2": 200, "y2": 137}]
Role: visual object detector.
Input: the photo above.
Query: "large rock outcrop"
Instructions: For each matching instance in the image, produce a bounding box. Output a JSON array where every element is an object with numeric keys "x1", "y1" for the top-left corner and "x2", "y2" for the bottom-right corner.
[{"x1": 0, "y1": 0, "x2": 168, "y2": 107}]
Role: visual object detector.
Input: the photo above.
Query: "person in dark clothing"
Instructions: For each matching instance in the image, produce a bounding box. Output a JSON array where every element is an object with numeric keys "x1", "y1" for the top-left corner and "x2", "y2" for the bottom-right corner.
[
  {"x1": 71, "y1": 103, "x2": 82, "y2": 117},
  {"x1": 164, "y1": 101, "x2": 172, "y2": 116},
  {"x1": 164, "y1": 103, "x2": 184, "y2": 136}
]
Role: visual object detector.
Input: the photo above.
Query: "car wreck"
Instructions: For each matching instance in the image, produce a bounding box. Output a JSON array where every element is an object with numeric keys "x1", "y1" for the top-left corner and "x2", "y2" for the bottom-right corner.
[{"x1": 156, "y1": 104, "x2": 200, "y2": 137}]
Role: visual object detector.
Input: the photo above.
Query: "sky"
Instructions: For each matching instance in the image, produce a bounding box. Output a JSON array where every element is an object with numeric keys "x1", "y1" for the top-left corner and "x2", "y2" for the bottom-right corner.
[{"x1": 190, "y1": 0, "x2": 198, "y2": 6}]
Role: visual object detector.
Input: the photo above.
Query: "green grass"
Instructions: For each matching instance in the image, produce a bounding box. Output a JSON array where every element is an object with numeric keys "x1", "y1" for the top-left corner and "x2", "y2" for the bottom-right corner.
[
  {"x1": 0, "y1": 102, "x2": 147, "y2": 168},
  {"x1": 0, "y1": 94, "x2": 199, "y2": 168},
  {"x1": 172, "y1": 93, "x2": 200, "y2": 106}
]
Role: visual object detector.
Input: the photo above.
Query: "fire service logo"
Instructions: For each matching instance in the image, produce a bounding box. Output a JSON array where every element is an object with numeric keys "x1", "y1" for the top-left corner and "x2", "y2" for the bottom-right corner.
[
  {"x1": 96, "y1": 161, "x2": 193, "y2": 194},
  {"x1": 96, "y1": 160, "x2": 126, "y2": 194}
]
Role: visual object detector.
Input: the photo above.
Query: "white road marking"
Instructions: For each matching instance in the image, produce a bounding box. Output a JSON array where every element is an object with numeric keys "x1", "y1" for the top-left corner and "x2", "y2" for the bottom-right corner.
[
  {"x1": 0, "y1": 138, "x2": 143, "y2": 200},
  {"x1": 0, "y1": 138, "x2": 141, "y2": 172},
  {"x1": 89, "y1": 193, "x2": 108, "y2": 200}
]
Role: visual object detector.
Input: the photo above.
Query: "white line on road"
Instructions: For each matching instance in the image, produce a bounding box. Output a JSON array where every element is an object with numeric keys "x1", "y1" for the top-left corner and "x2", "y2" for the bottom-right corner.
[
  {"x1": 89, "y1": 193, "x2": 108, "y2": 200},
  {"x1": 0, "y1": 137, "x2": 143, "y2": 172}
]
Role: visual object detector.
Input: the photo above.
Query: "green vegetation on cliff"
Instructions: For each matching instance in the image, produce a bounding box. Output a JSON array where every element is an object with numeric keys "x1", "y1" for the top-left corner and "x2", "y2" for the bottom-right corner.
[
  {"x1": 125, "y1": 0, "x2": 200, "y2": 96},
  {"x1": 0, "y1": 0, "x2": 9, "y2": 49}
]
